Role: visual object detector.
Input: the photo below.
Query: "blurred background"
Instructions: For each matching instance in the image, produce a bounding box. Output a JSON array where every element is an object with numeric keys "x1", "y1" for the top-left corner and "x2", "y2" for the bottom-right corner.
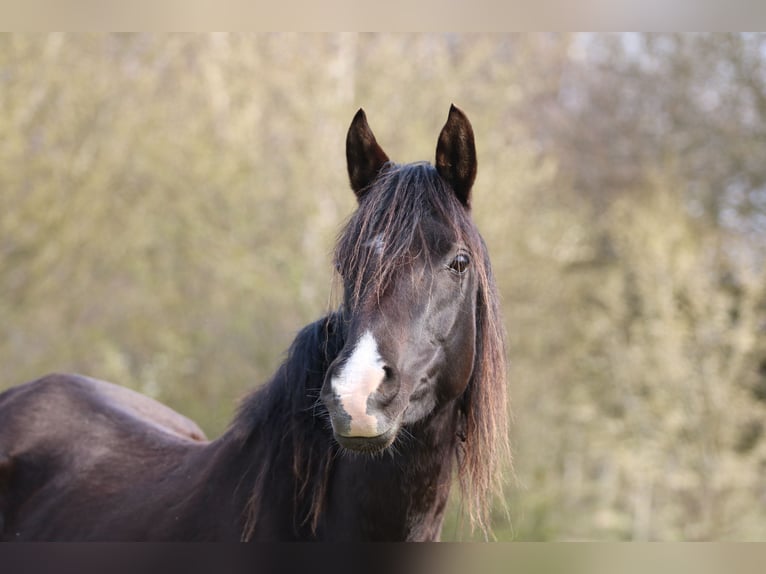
[{"x1": 1, "y1": 33, "x2": 765, "y2": 540}]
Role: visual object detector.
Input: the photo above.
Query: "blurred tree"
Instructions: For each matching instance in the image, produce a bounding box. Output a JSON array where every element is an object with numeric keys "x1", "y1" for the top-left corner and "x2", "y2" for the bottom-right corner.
[
  {"x1": 526, "y1": 33, "x2": 766, "y2": 242},
  {"x1": 505, "y1": 33, "x2": 766, "y2": 539}
]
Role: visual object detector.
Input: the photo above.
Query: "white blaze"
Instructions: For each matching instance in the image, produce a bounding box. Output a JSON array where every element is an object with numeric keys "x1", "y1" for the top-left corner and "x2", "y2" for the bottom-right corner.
[{"x1": 331, "y1": 330, "x2": 385, "y2": 437}]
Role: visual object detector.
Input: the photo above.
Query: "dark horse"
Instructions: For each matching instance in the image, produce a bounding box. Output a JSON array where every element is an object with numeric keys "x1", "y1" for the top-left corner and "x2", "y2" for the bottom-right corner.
[{"x1": 0, "y1": 106, "x2": 509, "y2": 541}]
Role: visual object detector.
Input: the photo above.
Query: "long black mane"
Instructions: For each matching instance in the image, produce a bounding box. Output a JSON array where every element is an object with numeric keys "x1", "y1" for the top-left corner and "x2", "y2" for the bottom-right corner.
[{"x1": 234, "y1": 313, "x2": 344, "y2": 539}]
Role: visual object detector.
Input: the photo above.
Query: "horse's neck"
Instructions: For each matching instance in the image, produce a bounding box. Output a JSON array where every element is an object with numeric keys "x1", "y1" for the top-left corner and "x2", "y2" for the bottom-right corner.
[
  {"x1": 209, "y1": 313, "x2": 461, "y2": 541},
  {"x1": 318, "y1": 403, "x2": 461, "y2": 541},
  {"x1": 207, "y1": 314, "x2": 342, "y2": 540}
]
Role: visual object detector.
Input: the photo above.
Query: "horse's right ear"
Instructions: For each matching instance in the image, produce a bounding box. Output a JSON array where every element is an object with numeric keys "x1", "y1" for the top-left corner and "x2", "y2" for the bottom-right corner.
[
  {"x1": 346, "y1": 109, "x2": 390, "y2": 200},
  {"x1": 435, "y1": 104, "x2": 477, "y2": 208}
]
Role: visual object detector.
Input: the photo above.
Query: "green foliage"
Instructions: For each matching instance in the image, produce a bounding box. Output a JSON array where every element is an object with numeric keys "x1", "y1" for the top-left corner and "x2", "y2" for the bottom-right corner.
[{"x1": 2, "y1": 33, "x2": 765, "y2": 540}]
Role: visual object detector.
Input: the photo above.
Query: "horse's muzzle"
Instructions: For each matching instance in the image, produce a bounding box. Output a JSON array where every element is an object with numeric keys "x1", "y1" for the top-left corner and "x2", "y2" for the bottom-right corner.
[{"x1": 333, "y1": 425, "x2": 398, "y2": 453}]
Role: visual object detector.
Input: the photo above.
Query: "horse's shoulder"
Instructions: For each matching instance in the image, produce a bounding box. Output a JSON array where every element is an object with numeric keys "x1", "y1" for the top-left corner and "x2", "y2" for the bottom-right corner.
[{"x1": 2, "y1": 373, "x2": 208, "y2": 443}]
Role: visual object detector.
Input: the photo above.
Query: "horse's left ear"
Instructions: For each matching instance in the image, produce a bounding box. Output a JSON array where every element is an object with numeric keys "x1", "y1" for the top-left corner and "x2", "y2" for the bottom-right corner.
[
  {"x1": 435, "y1": 104, "x2": 477, "y2": 208},
  {"x1": 346, "y1": 108, "x2": 390, "y2": 200}
]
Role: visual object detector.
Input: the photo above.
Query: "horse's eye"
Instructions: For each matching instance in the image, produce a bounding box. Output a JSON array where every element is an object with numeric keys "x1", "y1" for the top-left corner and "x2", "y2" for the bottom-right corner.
[{"x1": 448, "y1": 253, "x2": 470, "y2": 275}]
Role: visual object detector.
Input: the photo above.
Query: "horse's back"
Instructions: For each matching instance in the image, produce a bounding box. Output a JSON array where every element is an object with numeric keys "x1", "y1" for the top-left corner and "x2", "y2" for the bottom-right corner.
[
  {"x1": 0, "y1": 373, "x2": 206, "y2": 444},
  {"x1": 0, "y1": 373, "x2": 209, "y2": 540}
]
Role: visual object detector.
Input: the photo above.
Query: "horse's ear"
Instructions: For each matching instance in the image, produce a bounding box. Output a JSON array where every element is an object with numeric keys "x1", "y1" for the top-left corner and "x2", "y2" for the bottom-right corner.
[
  {"x1": 346, "y1": 108, "x2": 390, "y2": 200},
  {"x1": 435, "y1": 104, "x2": 477, "y2": 208}
]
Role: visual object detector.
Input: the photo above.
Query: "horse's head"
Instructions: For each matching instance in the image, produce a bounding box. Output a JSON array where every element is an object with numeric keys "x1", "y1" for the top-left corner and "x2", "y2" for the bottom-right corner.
[{"x1": 320, "y1": 105, "x2": 490, "y2": 454}]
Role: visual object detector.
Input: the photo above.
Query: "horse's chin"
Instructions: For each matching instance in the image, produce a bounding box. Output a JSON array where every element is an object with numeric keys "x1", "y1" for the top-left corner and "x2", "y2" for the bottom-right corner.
[{"x1": 333, "y1": 426, "x2": 398, "y2": 454}]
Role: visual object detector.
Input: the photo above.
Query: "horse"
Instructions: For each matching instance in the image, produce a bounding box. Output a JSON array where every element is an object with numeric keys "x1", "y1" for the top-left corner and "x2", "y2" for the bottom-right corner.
[{"x1": 0, "y1": 105, "x2": 509, "y2": 541}]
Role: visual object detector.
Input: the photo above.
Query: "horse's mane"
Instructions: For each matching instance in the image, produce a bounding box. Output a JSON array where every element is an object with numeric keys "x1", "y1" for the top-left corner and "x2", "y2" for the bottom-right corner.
[
  {"x1": 235, "y1": 162, "x2": 510, "y2": 539},
  {"x1": 233, "y1": 313, "x2": 343, "y2": 540}
]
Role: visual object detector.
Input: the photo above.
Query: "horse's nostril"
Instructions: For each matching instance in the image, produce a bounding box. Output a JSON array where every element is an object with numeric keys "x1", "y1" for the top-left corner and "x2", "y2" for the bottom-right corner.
[{"x1": 375, "y1": 365, "x2": 400, "y2": 406}]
